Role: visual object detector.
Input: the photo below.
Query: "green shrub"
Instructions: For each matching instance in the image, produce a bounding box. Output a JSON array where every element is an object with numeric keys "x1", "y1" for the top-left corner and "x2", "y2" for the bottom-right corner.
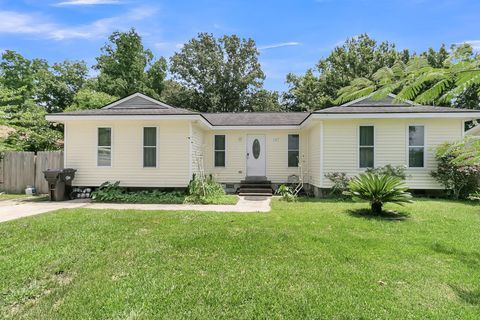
[
  {"x1": 468, "y1": 190, "x2": 480, "y2": 201},
  {"x1": 365, "y1": 164, "x2": 407, "y2": 180},
  {"x1": 276, "y1": 184, "x2": 297, "y2": 202},
  {"x1": 325, "y1": 172, "x2": 352, "y2": 196},
  {"x1": 91, "y1": 181, "x2": 185, "y2": 204},
  {"x1": 344, "y1": 173, "x2": 413, "y2": 214},
  {"x1": 431, "y1": 137, "x2": 480, "y2": 199},
  {"x1": 184, "y1": 174, "x2": 226, "y2": 204}
]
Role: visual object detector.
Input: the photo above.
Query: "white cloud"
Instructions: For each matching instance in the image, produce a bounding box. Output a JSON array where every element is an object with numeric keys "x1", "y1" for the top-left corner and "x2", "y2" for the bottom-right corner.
[
  {"x1": 463, "y1": 40, "x2": 480, "y2": 50},
  {"x1": 54, "y1": 0, "x2": 121, "y2": 6},
  {"x1": 0, "y1": 6, "x2": 158, "y2": 40},
  {"x1": 0, "y1": 11, "x2": 55, "y2": 35},
  {"x1": 259, "y1": 42, "x2": 301, "y2": 50}
]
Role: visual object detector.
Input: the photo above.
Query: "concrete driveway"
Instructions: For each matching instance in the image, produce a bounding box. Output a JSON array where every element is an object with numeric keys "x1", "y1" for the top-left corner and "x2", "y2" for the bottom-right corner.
[{"x1": 0, "y1": 196, "x2": 271, "y2": 223}]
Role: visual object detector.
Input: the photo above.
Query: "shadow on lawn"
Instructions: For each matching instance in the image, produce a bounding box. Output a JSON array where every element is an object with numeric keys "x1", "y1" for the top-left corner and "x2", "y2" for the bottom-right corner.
[
  {"x1": 449, "y1": 284, "x2": 480, "y2": 305},
  {"x1": 431, "y1": 243, "x2": 480, "y2": 269},
  {"x1": 347, "y1": 208, "x2": 410, "y2": 221}
]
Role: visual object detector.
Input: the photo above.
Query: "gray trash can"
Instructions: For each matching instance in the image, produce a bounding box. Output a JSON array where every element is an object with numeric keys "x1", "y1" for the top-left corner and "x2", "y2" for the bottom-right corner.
[{"x1": 43, "y1": 168, "x2": 77, "y2": 201}]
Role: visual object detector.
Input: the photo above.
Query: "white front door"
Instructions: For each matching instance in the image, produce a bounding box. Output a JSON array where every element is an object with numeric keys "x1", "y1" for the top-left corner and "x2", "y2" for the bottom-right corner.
[{"x1": 246, "y1": 135, "x2": 266, "y2": 177}]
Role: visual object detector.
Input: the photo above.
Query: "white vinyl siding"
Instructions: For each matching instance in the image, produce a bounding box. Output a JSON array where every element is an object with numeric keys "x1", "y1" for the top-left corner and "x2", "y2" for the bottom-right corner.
[
  {"x1": 321, "y1": 118, "x2": 464, "y2": 189},
  {"x1": 191, "y1": 123, "x2": 205, "y2": 177},
  {"x1": 203, "y1": 130, "x2": 308, "y2": 184},
  {"x1": 308, "y1": 124, "x2": 321, "y2": 187},
  {"x1": 65, "y1": 120, "x2": 191, "y2": 187}
]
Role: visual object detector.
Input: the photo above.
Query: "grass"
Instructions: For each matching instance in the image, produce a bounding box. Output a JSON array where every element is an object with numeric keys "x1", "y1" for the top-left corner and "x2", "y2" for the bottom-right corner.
[
  {"x1": 93, "y1": 194, "x2": 239, "y2": 205},
  {"x1": 0, "y1": 198, "x2": 479, "y2": 319},
  {"x1": 0, "y1": 193, "x2": 36, "y2": 201}
]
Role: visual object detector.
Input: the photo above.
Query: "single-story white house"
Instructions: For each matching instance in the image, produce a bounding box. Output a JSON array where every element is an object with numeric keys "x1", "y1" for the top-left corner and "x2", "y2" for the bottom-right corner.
[{"x1": 46, "y1": 92, "x2": 480, "y2": 195}]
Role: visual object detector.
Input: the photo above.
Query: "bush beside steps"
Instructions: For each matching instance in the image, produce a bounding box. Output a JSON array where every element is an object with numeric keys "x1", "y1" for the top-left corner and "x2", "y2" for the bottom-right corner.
[{"x1": 91, "y1": 177, "x2": 238, "y2": 205}]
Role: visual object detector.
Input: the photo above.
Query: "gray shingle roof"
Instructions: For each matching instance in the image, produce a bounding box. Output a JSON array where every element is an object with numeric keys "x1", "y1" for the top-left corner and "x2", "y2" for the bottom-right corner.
[
  {"x1": 51, "y1": 93, "x2": 479, "y2": 125},
  {"x1": 202, "y1": 112, "x2": 310, "y2": 126},
  {"x1": 314, "y1": 95, "x2": 476, "y2": 114}
]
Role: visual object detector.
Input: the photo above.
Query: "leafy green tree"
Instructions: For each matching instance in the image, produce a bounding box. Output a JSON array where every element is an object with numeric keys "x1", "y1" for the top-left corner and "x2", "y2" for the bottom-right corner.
[
  {"x1": 335, "y1": 44, "x2": 480, "y2": 108},
  {"x1": 0, "y1": 86, "x2": 61, "y2": 151},
  {"x1": 250, "y1": 89, "x2": 282, "y2": 112},
  {"x1": 37, "y1": 60, "x2": 88, "y2": 113},
  {"x1": 94, "y1": 28, "x2": 167, "y2": 99},
  {"x1": 432, "y1": 137, "x2": 480, "y2": 199},
  {"x1": 283, "y1": 70, "x2": 330, "y2": 111},
  {"x1": 170, "y1": 33, "x2": 265, "y2": 112},
  {"x1": 0, "y1": 50, "x2": 88, "y2": 113},
  {"x1": 65, "y1": 88, "x2": 117, "y2": 111},
  {"x1": 284, "y1": 34, "x2": 407, "y2": 110}
]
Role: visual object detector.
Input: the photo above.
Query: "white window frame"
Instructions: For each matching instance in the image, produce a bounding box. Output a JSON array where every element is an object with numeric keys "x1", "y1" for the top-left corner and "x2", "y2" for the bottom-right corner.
[
  {"x1": 358, "y1": 125, "x2": 375, "y2": 169},
  {"x1": 287, "y1": 133, "x2": 300, "y2": 167},
  {"x1": 143, "y1": 126, "x2": 158, "y2": 168},
  {"x1": 97, "y1": 127, "x2": 112, "y2": 168},
  {"x1": 213, "y1": 134, "x2": 226, "y2": 168},
  {"x1": 407, "y1": 124, "x2": 426, "y2": 169}
]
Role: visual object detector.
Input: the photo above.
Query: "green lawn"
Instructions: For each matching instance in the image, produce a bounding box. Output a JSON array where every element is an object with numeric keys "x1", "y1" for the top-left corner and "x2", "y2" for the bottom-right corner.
[
  {"x1": 0, "y1": 199, "x2": 479, "y2": 319},
  {"x1": 0, "y1": 193, "x2": 32, "y2": 201}
]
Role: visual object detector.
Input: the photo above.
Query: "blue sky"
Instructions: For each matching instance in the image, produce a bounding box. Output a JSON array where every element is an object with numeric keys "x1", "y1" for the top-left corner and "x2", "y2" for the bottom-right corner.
[{"x1": 0, "y1": 0, "x2": 479, "y2": 91}]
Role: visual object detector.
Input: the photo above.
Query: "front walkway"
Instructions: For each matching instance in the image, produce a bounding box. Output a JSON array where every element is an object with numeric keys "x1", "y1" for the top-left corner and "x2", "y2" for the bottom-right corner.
[{"x1": 0, "y1": 196, "x2": 271, "y2": 223}]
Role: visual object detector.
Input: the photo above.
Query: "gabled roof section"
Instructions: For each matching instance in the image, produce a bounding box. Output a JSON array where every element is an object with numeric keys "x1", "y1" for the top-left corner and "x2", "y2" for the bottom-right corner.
[
  {"x1": 314, "y1": 93, "x2": 477, "y2": 114},
  {"x1": 341, "y1": 93, "x2": 413, "y2": 107},
  {"x1": 103, "y1": 92, "x2": 175, "y2": 110},
  {"x1": 54, "y1": 92, "x2": 199, "y2": 116}
]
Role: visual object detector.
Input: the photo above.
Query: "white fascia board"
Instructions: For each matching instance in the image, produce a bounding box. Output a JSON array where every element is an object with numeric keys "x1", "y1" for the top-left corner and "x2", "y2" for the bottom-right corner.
[
  {"x1": 208, "y1": 125, "x2": 301, "y2": 130},
  {"x1": 309, "y1": 113, "x2": 480, "y2": 120},
  {"x1": 46, "y1": 114, "x2": 203, "y2": 122}
]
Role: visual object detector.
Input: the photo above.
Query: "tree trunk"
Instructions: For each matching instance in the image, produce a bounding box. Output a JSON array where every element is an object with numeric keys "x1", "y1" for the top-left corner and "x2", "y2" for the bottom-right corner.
[{"x1": 371, "y1": 202, "x2": 383, "y2": 214}]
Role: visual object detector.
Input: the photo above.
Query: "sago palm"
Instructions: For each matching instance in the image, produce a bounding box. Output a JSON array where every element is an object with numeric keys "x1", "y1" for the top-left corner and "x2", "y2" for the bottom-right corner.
[{"x1": 344, "y1": 173, "x2": 413, "y2": 214}]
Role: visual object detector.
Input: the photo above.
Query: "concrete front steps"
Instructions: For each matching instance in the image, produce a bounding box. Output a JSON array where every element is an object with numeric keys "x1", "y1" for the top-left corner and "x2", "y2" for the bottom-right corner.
[{"x1": 238, "y1": 176, "x2": 273, "y2": 196}]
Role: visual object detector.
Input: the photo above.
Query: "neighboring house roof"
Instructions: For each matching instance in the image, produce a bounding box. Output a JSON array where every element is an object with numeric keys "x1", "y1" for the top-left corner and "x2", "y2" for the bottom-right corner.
[
  {"x1": 314, "y1": 94, "x2": 476, "y2": 114},
  {"x1": 47, "y1": 92, "x2": 480, "y2": 126},
  {"x1": 202, "y1": 112, "x2": 309, "y2": 126}
]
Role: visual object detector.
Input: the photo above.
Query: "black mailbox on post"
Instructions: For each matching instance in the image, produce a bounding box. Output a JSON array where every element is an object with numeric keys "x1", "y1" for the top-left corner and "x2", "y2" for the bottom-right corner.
[{"x1": 43, "y1": 168, "x2": 77, "y2": 201}]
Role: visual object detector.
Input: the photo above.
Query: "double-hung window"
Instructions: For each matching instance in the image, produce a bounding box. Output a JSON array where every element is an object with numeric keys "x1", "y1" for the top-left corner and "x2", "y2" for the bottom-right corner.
[
  {"x1": 143, "y1": 127, "x2": 157, "y2": 168},
  {"x1": 214, "y1": 135, "x2": 225, "y2": 167},
  {"x1": 408, "y1": 125, "x2": 425, "y2": 168},
  {"x1": 359, "y1": 126, "x2": 374, "y2": 168},
  {"x1": 97, "y1": 127, "x2": 112, "y2": 167},
  {"x1": 288, "y1": 134, "x2": 299, "y2": 167}
]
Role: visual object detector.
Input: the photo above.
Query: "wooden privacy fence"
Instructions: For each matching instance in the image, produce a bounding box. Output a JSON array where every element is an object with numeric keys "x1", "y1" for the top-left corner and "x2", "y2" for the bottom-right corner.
[{"x1": 0, "y1": 151, "x2": 64, "y2": 194}]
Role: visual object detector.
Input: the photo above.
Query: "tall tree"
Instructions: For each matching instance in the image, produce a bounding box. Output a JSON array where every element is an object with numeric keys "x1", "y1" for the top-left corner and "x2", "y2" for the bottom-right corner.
[
  {"x1": 65, "y1": 88, "x2": 117, "y2": 111},
  {"x1": 170, "y1": 33, "x2": 266, "y2": 112},
  {"x1": 335, "y1": 44, "x2": 480, "y2": 109},
  {"x1": 284, "y1": 34, "x2": 409, "y2": 111},
  {"x1": 94, "y1": 28, "x2": 167, "y2": 99},
  {"x1": 37, "y1": 60, "x2": 88, "y2": 113},
  {"x1": 0, "y1": 50, "x2": 88, "y2": 113},
  {"x1": 0, "y1": 85, "x2": 61, "y2": 151}
]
